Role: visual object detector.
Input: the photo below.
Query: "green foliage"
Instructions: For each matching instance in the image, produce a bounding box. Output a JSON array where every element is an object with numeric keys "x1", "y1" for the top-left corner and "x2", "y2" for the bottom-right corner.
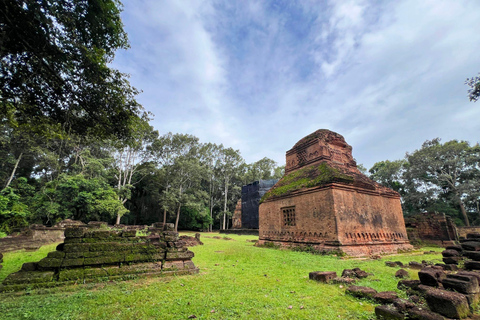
[
  {"x1": 261, "y1": 163, "x2": 354, "y2": 202},
  {"x1": 0, "y1": 234, "x2": 443, "y2": 319},
  {"x1": 178, "y1": 207, "x2": 213, "y2": 231},
  {"x1": 33, "y1": 174, "x2": 125, "y2": 224},
  {"x1": 466, "y1": 72, "x2": 480, "y2": 102},
  {"x1": 0, "y1": 186, "x2": 31, "y2": 233},
  {"x1": 369, "y1": 160, "x2": 406, "y2": 193},
  {"x1": 0, "y1": 0, "x2": 142, "y2": 140}
]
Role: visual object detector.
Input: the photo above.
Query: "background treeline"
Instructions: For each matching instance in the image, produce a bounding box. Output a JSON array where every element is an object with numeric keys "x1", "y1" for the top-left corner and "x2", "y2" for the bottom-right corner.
[
  {"x1": 0, "y1": 121, "x2": 284, "y2": 233},
  {"x1": 369, "y1": 139, "x2": 480, "y2": 227},
  {"x1": 1, "y1": 1, "x2": 479, "y2": 235}
]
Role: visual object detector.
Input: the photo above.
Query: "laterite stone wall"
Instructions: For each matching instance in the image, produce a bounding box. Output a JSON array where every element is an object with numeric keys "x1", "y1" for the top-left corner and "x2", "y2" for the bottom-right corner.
[{"x1": 0, "y1": 224, "x2": 198, "y2": 292}]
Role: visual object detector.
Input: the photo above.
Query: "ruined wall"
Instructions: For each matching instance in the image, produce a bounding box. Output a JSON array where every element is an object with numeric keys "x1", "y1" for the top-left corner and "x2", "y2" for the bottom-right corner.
[
  {"x1": 232, "y1": 199, "x2": 242, "y2": 229},
  {"x1": 405, "y1": 212, "x2": 458, "y2": 245},
  {"x1": 454, "y1": 226, "x2": 479, "y2": 240},
  {"x1": 0, "y1": 224, "x2": 198, "y2": 292}
]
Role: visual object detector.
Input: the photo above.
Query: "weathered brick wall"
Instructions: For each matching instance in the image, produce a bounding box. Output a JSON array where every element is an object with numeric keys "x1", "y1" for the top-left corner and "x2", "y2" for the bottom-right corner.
[
  {"x1": 258, "y1": 129, "x2": 412, "y2": 256},
  {"x1": 0, "y1": 224, "x2": 198, "y2": 292},
  {"x1": 457, "y1": 226, "x2": 480, "y2": 239},
  {"x1": 259, "y1": 186, "x2": 337, "y2": 244},
  {"x1": 405, "y1": 212, "x2": 458, "y2": 245},
  {"x1": 232, "y1": 199, "x2": 242, "y2": 229},
  {"x1": 259, "y1": 184, "x2": 411, "y2": 255}
]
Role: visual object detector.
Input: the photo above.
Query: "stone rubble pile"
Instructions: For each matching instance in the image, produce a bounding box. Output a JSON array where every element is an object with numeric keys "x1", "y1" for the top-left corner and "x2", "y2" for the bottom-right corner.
[
  {"x1": 375, "y1": 232, "x2": 480, "y2": 319},
  {"x1": 0, "y1": 223, "x2": 198, "y2": 292}
]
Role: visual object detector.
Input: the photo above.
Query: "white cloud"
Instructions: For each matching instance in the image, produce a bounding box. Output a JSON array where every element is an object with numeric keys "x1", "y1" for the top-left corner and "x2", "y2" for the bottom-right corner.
[{"x1": 114, "y1": 0, "x2": 480, "y2": 169}]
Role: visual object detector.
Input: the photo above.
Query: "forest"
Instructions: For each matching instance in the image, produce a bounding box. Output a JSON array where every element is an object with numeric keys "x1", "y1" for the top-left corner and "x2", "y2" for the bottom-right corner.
[{"x1": 1, "y1": 0, "x2": 479, "y2": 236}]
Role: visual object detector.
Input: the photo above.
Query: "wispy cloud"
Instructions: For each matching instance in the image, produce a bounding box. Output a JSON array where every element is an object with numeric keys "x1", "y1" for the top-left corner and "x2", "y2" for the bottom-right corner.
[{"x1": 114, "y1": 0, "x2": 480, "y2": 168}]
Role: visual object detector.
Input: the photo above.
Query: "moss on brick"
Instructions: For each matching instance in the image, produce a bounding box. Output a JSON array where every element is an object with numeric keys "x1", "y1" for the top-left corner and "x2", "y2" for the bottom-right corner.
[
  {"x1": 260, "y1": 162, "x2": 354, "y2": 202},
  {"x1": 58, "y1": 268, "x2": 85, "y2": 281}
]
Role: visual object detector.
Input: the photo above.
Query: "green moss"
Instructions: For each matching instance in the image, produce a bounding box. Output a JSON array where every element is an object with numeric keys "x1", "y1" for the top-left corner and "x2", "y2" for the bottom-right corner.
[{"x1": 260, "y1": 162, "x2": 354, "y2": 202}]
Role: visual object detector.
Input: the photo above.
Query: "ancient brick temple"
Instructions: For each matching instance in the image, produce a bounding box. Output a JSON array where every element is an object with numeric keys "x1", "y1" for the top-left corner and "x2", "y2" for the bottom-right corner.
[{"x1": 258, "y1": 129, "x2": 412, "y2": 256}]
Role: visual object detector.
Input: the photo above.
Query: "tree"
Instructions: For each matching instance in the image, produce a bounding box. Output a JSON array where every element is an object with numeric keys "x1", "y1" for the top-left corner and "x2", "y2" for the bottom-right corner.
[
  {"x1": 108, "y1": 118, "x2": 158, "y2": 224},
  {"x1": 404, "y1": 139, "x2": 480, "y2": 226},
  {"x1": 152, "y1": 133, "x2": 206, "y2": 231},
  {"x1": 0, "y1": 0, "x2": 142, "y2": 140},
  {"x1": 466, "y1": 72, "x2": 480, "y2": 102},
  {"x1": 369, "y1": 160, "x2": 406, "y2": 193},
  {"x1": 242, "y1": 157, "x2": 279, "y2": 184},
  {"x1": 217, "y1": 148, "x2": 244, "y2": 230},
  {"x1": 33, "y1": 174, "x2": 125, "y2": 225}
]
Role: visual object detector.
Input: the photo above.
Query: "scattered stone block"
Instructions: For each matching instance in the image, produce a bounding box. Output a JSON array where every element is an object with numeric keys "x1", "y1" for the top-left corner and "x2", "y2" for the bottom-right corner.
[
  {"x1": 464, "y1": 261, "x2": 480, "y2": 270},
  {"x1": 398, "y1": 280, "x2": 421, "y2": 291},
  {"x1": 418, "y1": 267, "x2": 445, "y2": 287},
  {"x1": 442, "y1": 274, "x2": 479, "y2": 294},
  {"x1": 442, "y1": 264, "x2": 458, "y2": 271},
  {"x1": 346, "y1": 285, "x2": 377, "y2": 299},
  {"x1": 409, "y1": 261, "x2": 424, "y2": 269},
  {"x1": 461, "y1": 241, "x2": 480, "y2": 251},
  {"x1": 386, "y1": 261, "x2": 398, "y2": 267},
  {"x1": 463, "y1": 251, "x2": 480, "y2": 261},
  {"x1": 393, "y1": 298, "x2": 415, "y2": 312},
  {"x1": 309, "y1": 271, "x2": 337, "y2": 283},
  {"x1": 442, "y1": 256, "x2": 460, "y2": 265},
  {"x1": 395, "y1": 269, "x2": 409, "y2": 279},
  {"x1": 407, "y1": 307, "x2": 444, "y2": 320},
  {"x1": 446, "y1": 245, "x2": 463, "y2": 252},
  {"x1": 342, "y1": 269, "x2": 356, "y2": 277},
  {"x1": 417, "y1": 285, "x2": 435, "y2": 295},
  {"x1": 425, "y1": 288, "x2": 470, "y2": 319},
  {"x1": 375, "y1": 305, "x2": 405, "y2": 320},
  {"x1": 442, "y1": 249, "x2": 460, "y2": 257},
  {"x1": 374, "y1": 291, "x2": 399, "y2": 304},
  {"x1": 456, "y1": 270, "x2": 480, "y2": 283}
]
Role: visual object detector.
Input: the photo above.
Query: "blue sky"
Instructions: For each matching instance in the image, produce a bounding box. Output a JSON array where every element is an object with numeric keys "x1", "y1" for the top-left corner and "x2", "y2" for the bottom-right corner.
[{"x1": 113, "y1": 0, "x2": 480, "y2": 169}]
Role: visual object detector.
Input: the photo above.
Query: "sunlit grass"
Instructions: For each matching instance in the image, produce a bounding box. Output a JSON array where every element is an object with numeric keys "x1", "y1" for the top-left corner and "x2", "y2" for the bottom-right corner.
[{"x1": 0, "y1": 233, "x2": 443, "y2": 320}]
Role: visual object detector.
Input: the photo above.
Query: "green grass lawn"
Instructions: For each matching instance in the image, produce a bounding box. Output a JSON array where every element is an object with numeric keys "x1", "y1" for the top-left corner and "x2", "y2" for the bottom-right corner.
[{"x1": 0, "y1": 233, "x2": 443, "y2": 320}]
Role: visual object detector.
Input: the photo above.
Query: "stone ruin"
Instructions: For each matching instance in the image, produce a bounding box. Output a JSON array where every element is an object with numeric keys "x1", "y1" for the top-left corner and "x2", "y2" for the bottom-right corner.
[
  {"x1": 0, "y1": 223, "x2": 198, "y2": 292},
  {"x1": 0, "y1": 219, "x2": 83, "y2": 253},
  {"x1": 258, "y1": 129, "x2": 412, "y2": 256},
  {"x1": 228, "y1": 180, "x2": 278, "y2": 235},
  {"x1": 232, "y1": 199, "x2": 242, "y2": 229},
  {"x1": 376, "y1": 232, "x2": 480, "y2": 319},
  {"x1": 405, "y1": 212, "x2": 458, "y2": 246}
]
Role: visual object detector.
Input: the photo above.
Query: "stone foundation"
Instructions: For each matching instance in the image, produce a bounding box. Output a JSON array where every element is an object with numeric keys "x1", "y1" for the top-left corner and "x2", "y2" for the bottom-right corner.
[{"x1": 0, "y1": 224, "x2": 198, "y2": 292}]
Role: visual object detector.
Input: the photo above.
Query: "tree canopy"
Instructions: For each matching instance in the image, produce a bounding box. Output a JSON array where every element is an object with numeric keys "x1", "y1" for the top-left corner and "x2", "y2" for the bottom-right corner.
[
  {"x1": 0, "y1": 0, "x2": 142, "y2": 139},
  {"x1": 369, "y1": 138, "x2": 480, "y2": 226},
  {"x1": 466, "y1": 72, "x2": 480, "y2": 102}
]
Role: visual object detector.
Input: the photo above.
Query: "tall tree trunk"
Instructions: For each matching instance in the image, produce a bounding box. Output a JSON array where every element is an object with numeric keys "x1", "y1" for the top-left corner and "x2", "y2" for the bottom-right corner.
[
  {"x1": 163, "y1": 208, "x2": 167, "y2": 226},
  {"x1": 459, "y1": 201, "x2": 470, "y2": 227},
  {"x1": 4, "y1": 152, "x2": 22, "y2": 189},
  {"x1": 223, "y1": 181, "x2": 228, "y2": 230},
  {"x1": 175, "y1": 204, "x2": 181, "y2": 232}
]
